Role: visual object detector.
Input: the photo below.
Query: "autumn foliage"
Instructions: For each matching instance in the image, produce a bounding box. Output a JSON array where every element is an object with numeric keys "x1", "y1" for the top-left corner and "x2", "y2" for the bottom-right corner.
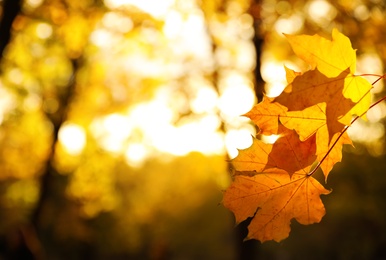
[{"x1": 223, "y1": 29, "x2": 376, "y2": 242}]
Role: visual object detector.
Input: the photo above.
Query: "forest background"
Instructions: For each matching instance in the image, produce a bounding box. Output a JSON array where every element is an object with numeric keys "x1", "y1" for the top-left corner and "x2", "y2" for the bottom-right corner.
[{"x1": 0, "y1": 0, "x2": 385, "y2": 259}]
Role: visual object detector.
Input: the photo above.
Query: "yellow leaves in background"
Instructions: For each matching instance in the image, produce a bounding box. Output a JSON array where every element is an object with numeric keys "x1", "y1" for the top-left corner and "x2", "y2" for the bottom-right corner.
[
  {"x1": 117, "y1": 153, "x2": 229, "y2": 222},
  {"x1": 58, "y1": 12, "x2": 95, "y2": 58},
  {"x1": 0, "y1": 0, "x2": 253, "y2": 256},
  {"x1": 66, "y1": 153, "x2": 119, "y2": 218},
  {"x1": 0, "y1": 111, "x2": 53, "y2": 180}
]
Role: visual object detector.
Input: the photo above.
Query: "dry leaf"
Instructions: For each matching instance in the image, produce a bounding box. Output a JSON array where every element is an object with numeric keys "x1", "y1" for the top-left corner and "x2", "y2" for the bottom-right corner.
[{"x1": 224, "y1": 29, "x2": 372, "y2": 242}]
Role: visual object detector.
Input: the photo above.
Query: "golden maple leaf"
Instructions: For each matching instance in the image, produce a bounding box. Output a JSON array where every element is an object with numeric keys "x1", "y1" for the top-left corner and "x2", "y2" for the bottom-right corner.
[
  {"x1": 244, "y1": 97, "x2": 287, "y2": 136},
  {"x1": 283, "y1": 29, "x2": 372, "y2": 122},
  {"x1": 224, "y1": 29, "x2": 373, "y2": 242},
  {"x1": 232, "y1": 125, "x2": 316, "y2": 176},
  {"x1": 223, "y1": 169, "x2": 330, "y2": 242}
]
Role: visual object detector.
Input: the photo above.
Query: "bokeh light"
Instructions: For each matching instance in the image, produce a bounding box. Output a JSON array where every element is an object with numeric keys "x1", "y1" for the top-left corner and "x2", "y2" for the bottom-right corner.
[
  {"x1": 1, "y1": 0, "x2": 386, "y2": 259},
  {"x1": 58, "y1": 123, "x2": 87, "y2": 155}
]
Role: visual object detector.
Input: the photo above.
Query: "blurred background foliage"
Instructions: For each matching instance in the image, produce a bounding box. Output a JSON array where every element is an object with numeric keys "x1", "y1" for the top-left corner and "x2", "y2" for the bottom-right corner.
[{"x1": 0, "y1": 0, "x2": 385, "y2": 259}]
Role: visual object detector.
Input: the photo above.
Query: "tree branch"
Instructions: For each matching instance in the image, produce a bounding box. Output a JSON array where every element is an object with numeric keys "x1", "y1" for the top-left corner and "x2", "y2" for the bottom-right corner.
[{"x1": 0, "y1": 0, "x2": 22, "y2": 63}]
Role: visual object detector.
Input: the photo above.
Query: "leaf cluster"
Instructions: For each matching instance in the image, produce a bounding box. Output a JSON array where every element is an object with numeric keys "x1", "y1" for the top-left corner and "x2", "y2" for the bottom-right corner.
[{"x1": 223, "y1": 29, "x2": 375, "y2": 242}]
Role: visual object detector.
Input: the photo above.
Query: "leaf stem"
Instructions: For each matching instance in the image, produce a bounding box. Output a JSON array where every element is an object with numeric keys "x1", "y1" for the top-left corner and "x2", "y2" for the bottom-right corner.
[
  {"x1": 357, "y1": 73, "x2": 384, "y2": 78},
  {"x1": 307, "y1": 74, "x2": 386, "y2": 177}
]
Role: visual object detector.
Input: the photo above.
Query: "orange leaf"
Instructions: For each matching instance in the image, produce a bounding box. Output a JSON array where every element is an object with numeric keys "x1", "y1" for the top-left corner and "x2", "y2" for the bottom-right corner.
[
  {"x1": 275, "y1": 68, "x2": 355, "y2": 141},
  {"x1": 232, "y1": 125, "x2": 316, "y2": 176},
  {"x1": 284, "y1": 29, "x2": 372, "y2": 121},
  {"x1": 280, "y1": 103, "x2": 352, "y2": 178},
  {"x1": 315, "y1": 127, "x2": 352, "y2": 180},
  {"x1": 284, "y1": 28, "x2": 355, "y2": 78},
  {"x1": 224, "y1": 29, "x2": 373, "y2": 243},
  {"x1": 280, "y1": 103, "x2": 326, "y2": 141},
  {"x1": 244, "y1": 96, "x2": 287, "y2": 135},
  {"x1": 223, "y1": 170, "x2": 330, "y2": 242}
]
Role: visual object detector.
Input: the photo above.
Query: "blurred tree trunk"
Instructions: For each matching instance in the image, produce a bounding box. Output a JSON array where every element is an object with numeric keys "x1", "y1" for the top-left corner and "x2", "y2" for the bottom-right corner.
[
  {"x1": 30, "y1": 57, "x2": 79, "y2": 259},
  {"x1": 234, "y1": 1, "x2": 264, "y2": 259},
  {"x1": 0, "y1": 0, "x2": 21, "y2": 62},
  {"x1": 0, "y1": 1, "x2": 38, "y2": 259},
  {"x1": 250, "y1": 0, "x2": 265, "y2": 102},
  {"x1": 0, "y1": 1, "x2": 80, "y2": 256}
]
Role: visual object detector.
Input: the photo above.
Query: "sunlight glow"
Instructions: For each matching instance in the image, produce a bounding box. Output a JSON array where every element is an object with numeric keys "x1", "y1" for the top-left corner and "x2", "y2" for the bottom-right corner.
[
  {"x1": 306, "y1": 0, "x2": 337, "y2": 25},
  {"x1": 347, "y1": 120, "x2": 385, "y2": 156},
  {"x1": 225, "y1": 128, "x2": 254, "y2": 159},
  {"x1": 261, "y1": 134, "x2": 281, "y2": 144},
  {"x1": 232, "y1": 14, "x2": 253, "y2": 41},
  {"x1": 128, "y1": 91, "x2": 224, "y2": 157},
  {"x1": 90, "y1": 29, "x2": 115, "y2": 47},
  {"x1": 163, "y1": 10, "x2": 183, "y2": 38},
  {"x1": 151, "y1": 116, "x2": 224, "y2": 156},
  {"x1": 181, "y1": 13, "x2": 212, "y2": 58},
  {"x1": 347, "y1": 101, "x2": 386, "y2": 157},
  {"x1": 91, "y1": 114, "x2": 132, "y2": 153},
  {"x1": 235, "y1": 41, "x2": 256, "y2": 71},
  {"x1": 102, "y1": 12, "x2": 133, "y2": 33},
  {"x1": 129, "y1": 96, "x2": 175, "y2": 129},
  {"x1": 162, "y1": 9, "x2": 213, "y2": 72},
  {"x1": 0, "y1": 87, "x2": 16, "y2": 125},
  {"x1": 58, "y1": 123, "x2": 87, "y2": 155},
  {"x1": 25, "y1": 0, "x2": 44, "y2": 8},
  {"x1": 274, "y1": 14, "x2": 304, "y2": 34},
  {"x1": 23, "y1": 94, "x2": 41, "y2": 111},
  {"x1": 36, "y1": 23, "x2": 53, "y2": 39},
  {"x1": 89, "y1": 82, "x2": 229, "y2": 164},
  {"x1": 190, "y1": 87, "x2": 218, "y2": 114},
  {"x1": 354, "y1": 5, "x2": 370, "y2": 21},
  {"x1": 104, "y1": 0, "x2": 175, "y2": 18},
  {"x1": 367, "y1": 102, "x2": 386, "y2": 122},
  {"x1": 7, "y1": 68, "x2": 24, "y2": 85},
  {"x1": 219, "y1": 73, "x2": 255, "y2": 117},
  {"x1": 125, "y1": 143, "x2": 148, "y2": 167},
  {"x1": 88, "y1": 0, "x2": 257, "y2": 162},
  {"x1": 357, "y1": 53, "x2": 384, "y2": 94},
  {"x1": 261, "y1": 59, "x2": 290, "y2": 97}
]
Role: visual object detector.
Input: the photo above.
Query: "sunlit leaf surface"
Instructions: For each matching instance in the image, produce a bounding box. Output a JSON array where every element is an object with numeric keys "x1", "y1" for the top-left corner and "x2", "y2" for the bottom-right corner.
[{"x1": 224, "y1": 29, "x2": 377, "y2": 242}]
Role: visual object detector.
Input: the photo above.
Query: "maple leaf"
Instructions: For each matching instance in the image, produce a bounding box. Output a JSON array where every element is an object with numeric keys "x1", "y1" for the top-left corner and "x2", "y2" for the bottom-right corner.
[
  {"x1": 223, "y1": 170, "x2": 330, "y2": 242},
  {"x1": 279, "y1": 102, "x2": 326, "y2": 141},
  {"x1": 271, "y1": 31, "x2": 369, "y2": 177},
  {"x1": 244, "y1": 97, "x2": 287, "y2": 135},
  {"x1": 314, "y1": 126, "x2": 352, "y2": 179},
  {"x1": 232, "y1": 125, "x2": 316, "y2": 176},
  {"x1": 283, "y1": 29, "x2": 372, "y2": 121},
  {"x1": 276, "y1": 68, "x2": 360, "y2": 140},
  {"x1": 274, "y1": 30, "x2": 370, "y2": 177},
  {"x1": 224, "y1": 29, "x2": 374, "y2": 243},
  {"x1": 279, "y1": 102, "x2": 353, "y2": 178}
]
